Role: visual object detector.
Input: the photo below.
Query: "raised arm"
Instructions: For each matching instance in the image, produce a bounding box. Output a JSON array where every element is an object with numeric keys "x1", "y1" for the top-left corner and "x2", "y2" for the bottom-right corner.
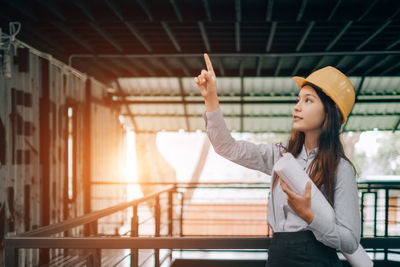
[{"x1": 195, "y1": 53, "x2": 278, "y2": 175}]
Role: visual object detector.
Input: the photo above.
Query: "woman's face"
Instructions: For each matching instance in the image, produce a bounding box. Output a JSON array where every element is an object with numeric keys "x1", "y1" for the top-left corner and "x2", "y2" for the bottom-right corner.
[{"x1": 292, "y1": 85, "x2": 326, "y2": 133}]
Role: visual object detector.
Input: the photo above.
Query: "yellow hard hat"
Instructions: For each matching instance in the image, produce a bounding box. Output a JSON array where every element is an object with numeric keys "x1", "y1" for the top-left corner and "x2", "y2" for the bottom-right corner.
[{"x1": 292, "y1": 66, "x2": 355, "y2": 124}]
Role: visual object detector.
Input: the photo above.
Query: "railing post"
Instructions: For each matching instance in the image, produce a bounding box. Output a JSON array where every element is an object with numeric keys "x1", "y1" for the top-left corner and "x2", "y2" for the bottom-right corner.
[
  {"x1": 4, "y1": 239, "x2": 18, "y2": 267},
  {"x1": 168, "y1": 187, "x2": 175, "y2": 263},
  {"x1": 180, "y1": 192, "x2": 184, "y2": 237},
  {"x1": 361, "y1": 192, "x2": 364, "y2": 236},
  {"x1": 384, "y1": 188, "x2": 389, "y2": 261},
  {"x1": 131, "y1": 205, "x2": 138, "y2": 267},
  {"x1": 155, "y1": 195, "x2": 160, "y2": 267},
  {"x1": 168, "y1": 190, "x2": 173, "y2": 237}
]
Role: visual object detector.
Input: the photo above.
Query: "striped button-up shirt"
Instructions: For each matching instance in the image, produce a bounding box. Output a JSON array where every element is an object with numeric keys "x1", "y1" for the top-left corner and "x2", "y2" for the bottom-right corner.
[{"x1": 204, "y1": 107, "x2": 361, "y2": 254}]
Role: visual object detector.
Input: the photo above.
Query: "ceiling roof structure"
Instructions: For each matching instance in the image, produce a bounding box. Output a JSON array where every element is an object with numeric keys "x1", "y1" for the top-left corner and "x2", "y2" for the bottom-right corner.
[{"x1": 1, "y1": 0, "x2": 400, "y2": 133}]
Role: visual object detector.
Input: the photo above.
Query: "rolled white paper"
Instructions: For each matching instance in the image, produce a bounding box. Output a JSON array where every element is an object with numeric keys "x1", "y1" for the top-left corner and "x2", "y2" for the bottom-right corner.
[{"x1": 274, "y1": 153, "x2": 373, "y2": 267}]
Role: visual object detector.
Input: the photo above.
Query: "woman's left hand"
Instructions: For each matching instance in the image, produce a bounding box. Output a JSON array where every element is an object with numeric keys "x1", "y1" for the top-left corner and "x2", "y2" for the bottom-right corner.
[{"x1": 280, "y1": 179, "x2": 315, "y2": 224}]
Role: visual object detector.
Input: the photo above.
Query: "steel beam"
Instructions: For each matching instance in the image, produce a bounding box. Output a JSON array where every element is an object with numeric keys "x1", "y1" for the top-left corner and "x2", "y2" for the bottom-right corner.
[
  {"x1": 327, "y1": 0, "x2": 342, "y2": 21},
  {"x1": 74, "y1": 1, "x2": 123, "y2": 53},
  {"x1": 116, "y1": 80, "x2": 138, "y2": 131},
  {"x1": 356, "y1": 20, "x2": 391, "y2": 51},
  {"x1": 51, "y1": 21, "x2": 93, "y2": 52},
  {"x1": 265, "y1": 0, "x2": 274, "y2": 22},
  {"x1": 170, "y1": 0, "x2": 183, "y2": 22},
  {"x1": 365, "y1": 55, "x2": 393, "y2": 75},
  {"x1": 239, "y1": 60, "x2": 245, "y2": 77},
  {"x1": 291, "y1": 57, "x2": 304, "y2": 76},
  {"x1": 74, "y1": 59, "x2": 112, "y2": 79},
  {"x1": 178, "y1": 78, "x2": 190, "y2": 131},
  {"x1": 117, "y1": 99, "x2": 299, "y2": 105},
  {"x1": 92, "y1": 58, "x2": 122, "y2": 78},
  {"x1": 128, "y1": 58, "x2": 157, "y2": 76},
  {"x1": 312, "y1": 56, "x2": 325, "y2": 72},
  {"x1": 137, "y1": 0, "x2": 154, "y2": 22},
  {"x1": 153, "y1": 58, "x2": 173, "y2": 76},
  {"x1": 296, "y1": 0, "x2": 308, "y2": 21},
  {"x1": 347, "y1": 56, "x2": 371, "y2": 75},
  {"x1": 274, "y1": 57, "x2": 282, "y2": 76},
  {"x1": 235, "y1": 0, "x2": 241, "y2": 52},
  {"x1": 198, "y1": 21, "x2": 211, "y2": 52},
  {"x1": 379, "y1": 60, "x2": 400, "y2": 76},
  {"x1": 37, "y1": 0, "x2": 66, "y2": 21},
  {"x1": 235, "y1": 0, "x2": 242, "y2": 22},
  {"x1": 161, "y1": 22, "x2": 182, "y2": 52},
  {"x1": 358, "y1": 0, "x2": 380, "y2": 21},
  {"x1": 393, "y1": 117, "x2": 400, "y2": 133},
  {"x1": 72, "y1": 0, "x2": 96, "y2": 22},
  {"x1": 335, "y1": 56, "x2": 347, "y2": 70},
  {"x1": 235, "y1": 22, "x2": 241, "y2": 52},
  {"x1": 4, "y1": 0, "x2": 37, "y2": 21},
  {"x1": 114, "y1": 96, "x2": 400, "y2": 105},
  {"x1": 266, "y1": 21, "x2": 277, "y2": 52},
  {"x1": 122, "y1": 113, "x2": 294, "y2": 118},
  {"x1": 386, "y1": 39, "x2": 400, "y2": 51},
  {"x1": 104, "y1": 0, "x2": 152, "y2": 52},
  {"x1": 342, "y1": 76, "x2": 365, "y2": 131},
  {"x1": 325, "y1": 21, "x2": 353, "y2": 51},
  {"x1": 121, "y1": 112, "x2": 400, "y2": 118},
  {"x1": 167, "y1": 58, "x2": 191, "y2": 77},
  {"x1": 177, "y1": 58, "x2": 191, "y2": 77},
  {"x1": 202, "y1": 0, "x2": 212, "y2": 22},
  {"x1": 89, "y1": 21, "x2": 123, "y2": 53},
  {"x1": 110, "y1": 58, "x2": 140, "y2": 76},
  {"x1": 296, "y1": 21, "x2": 315, "y2": 52},
  {"x1": 256, "y1": 56, "x2": 263, "y2": 76},
  {"x1": 68, "y1": 50, "x2": 400, "y2": 61},
  {"x1": 216, "y1": 58, "x2": 226, "y2": 76}
]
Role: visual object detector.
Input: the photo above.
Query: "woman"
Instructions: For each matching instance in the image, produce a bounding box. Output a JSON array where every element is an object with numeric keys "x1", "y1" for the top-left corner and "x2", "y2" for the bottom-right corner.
[{"x1": 194, "y1": 53, "x2": 361, "y2": 266}]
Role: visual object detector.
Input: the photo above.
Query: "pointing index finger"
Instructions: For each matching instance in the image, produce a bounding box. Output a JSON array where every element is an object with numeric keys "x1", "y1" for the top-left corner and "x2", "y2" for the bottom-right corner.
[{"x1": 204, "y1": 53, "x2": 214, "y2": 73}]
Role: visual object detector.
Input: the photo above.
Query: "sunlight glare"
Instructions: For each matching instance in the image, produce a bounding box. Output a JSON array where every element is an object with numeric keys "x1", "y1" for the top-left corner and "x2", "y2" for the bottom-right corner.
[
  {"x1": 125, "y1": 130, "x2": 138, "y2": 182},
  {"x1": 125, "y1": 130, "x2": 143, "y2": 200}
]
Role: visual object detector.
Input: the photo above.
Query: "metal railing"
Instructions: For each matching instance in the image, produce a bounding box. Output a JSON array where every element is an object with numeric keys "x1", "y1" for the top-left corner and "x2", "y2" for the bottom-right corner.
[
  {"x1": 4, "y1": 181, "x2": 400, "y2": 266},
  {"x1": 5, "y1": 185, "x2": 176, "y2": 267}
]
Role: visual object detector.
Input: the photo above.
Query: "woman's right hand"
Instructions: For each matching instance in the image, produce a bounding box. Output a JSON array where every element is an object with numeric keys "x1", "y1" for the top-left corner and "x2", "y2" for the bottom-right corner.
[{"x1": 194, "y1": 53, "x2": 220, "y2": 112}]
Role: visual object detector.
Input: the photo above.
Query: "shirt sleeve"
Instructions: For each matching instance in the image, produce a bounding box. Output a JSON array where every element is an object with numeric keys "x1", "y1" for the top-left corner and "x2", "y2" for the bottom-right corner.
[
  {"x1": 204, "y1": 107, "x2": 278, "y2": 176},
  {"x1": 307, "y1": 159, "x2": 361, "y2": 254}
]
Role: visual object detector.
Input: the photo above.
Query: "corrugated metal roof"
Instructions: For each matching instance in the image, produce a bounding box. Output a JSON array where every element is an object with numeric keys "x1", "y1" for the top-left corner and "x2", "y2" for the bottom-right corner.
[{"x1": 115, "y1": 76, "x2": 400, "y2": 133}]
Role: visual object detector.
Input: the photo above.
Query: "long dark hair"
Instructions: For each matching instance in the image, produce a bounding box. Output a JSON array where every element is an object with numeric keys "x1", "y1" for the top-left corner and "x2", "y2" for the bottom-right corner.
[{"x1": 272, "y1": 82, "x2": 356, "y2": 206}]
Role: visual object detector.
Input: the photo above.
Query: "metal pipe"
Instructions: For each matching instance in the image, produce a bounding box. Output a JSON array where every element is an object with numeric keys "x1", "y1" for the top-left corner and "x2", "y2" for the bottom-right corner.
[
  {"x1": 68, "y1": 50, "x2": 400, "y2": 66},
  {"x1": 5, "y1": 236, "x2": 400, "y2": 249}
]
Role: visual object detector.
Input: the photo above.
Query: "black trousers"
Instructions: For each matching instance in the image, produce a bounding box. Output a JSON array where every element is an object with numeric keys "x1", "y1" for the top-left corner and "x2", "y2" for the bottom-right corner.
[{"x1": 266, "y1": 230, "x2": 342, "y2": 267}]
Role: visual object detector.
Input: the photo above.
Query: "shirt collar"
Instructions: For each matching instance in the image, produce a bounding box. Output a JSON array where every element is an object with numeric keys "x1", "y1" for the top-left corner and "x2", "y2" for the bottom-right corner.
[{"x1": 300, "y1": 144, "x2": 318, "y2": 160}]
